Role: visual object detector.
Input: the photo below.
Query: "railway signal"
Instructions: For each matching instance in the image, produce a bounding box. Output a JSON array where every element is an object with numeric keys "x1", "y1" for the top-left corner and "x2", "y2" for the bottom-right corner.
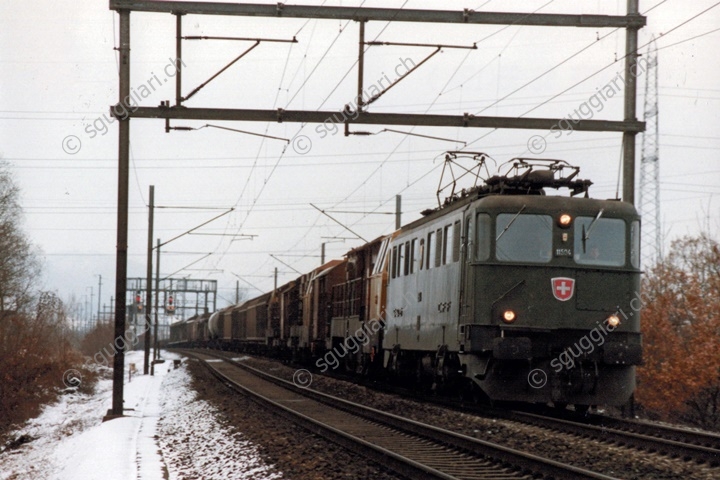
[{"x1": 166, "y1": 295, "x2": 175, "y2": 314}]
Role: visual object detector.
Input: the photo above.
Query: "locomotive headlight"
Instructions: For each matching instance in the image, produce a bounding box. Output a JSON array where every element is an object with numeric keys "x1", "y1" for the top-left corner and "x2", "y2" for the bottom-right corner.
[
  {"x1": 558, "y1": 213, "x2": 572, "y2": 228},
  {"x1": 502, "y1": 310, "x2": 516, "y2": 323},
  {"x1": 606, "y1": 314, "x2": 621, "y2": 329}
]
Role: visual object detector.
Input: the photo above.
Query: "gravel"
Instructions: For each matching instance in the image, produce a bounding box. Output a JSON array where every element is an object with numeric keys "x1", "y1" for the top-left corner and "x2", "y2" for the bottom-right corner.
[
  {"x1": 183, "y1": 358, "x2": 405, "y2": 480},
  {"x1": 212, "y1": 352, "x2": 720, "y2": 480}
]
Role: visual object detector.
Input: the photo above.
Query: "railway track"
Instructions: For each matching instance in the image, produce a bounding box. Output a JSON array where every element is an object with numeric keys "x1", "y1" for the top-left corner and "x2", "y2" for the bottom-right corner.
[
  {"x1": 505, "y1": 409, "x2": 720, "y2": 468},
  {"x1": 323, "y1": 361, "x2": 720, "y2": 469},
  {"x1": 178, "y1": 349, "x2": 617, "y2": 480},
  {"x1": 321, "y1": 358, "x2": 720, "y2": 469}
]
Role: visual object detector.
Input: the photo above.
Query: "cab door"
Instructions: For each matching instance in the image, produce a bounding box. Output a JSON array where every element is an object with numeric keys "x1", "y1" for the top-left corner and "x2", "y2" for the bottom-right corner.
[{"x1": 459, "y1": 211, "x2": 474, "y2": 332}]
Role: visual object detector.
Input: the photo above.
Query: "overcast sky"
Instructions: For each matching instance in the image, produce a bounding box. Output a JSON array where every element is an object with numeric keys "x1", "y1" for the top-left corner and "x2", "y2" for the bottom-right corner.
[{"x1": 1, "y1": 0, "x2": 718, "y2": 319}]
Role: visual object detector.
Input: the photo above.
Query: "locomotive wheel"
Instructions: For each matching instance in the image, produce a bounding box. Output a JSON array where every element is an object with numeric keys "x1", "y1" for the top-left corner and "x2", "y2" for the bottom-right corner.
[
  {"x1": 574, "y1": 404, "x2": 590, "y2": 415},
  {"x1": 460, "y1": 382, "x2": 491, "y2": 406}
]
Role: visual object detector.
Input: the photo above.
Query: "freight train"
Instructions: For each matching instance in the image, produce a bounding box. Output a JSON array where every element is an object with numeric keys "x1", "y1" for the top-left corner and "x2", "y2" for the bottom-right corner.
[{"x1": 169, "y1": 156, "x2": 642, "y2": 409}]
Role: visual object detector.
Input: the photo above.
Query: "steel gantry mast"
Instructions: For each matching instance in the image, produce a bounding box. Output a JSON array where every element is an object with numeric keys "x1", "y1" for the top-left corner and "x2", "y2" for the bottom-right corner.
[
  {"x1": 639, "y1": 37, "x2": 661, "y2": 268},
  {"x1": 107, "y1": 0, "x2": 645, "y2": 417}
]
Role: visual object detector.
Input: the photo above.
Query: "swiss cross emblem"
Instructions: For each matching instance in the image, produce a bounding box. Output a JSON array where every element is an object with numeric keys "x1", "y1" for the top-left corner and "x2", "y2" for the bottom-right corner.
[{"x1": 551, "y1": 277, "x2": 575, "y2": 302}]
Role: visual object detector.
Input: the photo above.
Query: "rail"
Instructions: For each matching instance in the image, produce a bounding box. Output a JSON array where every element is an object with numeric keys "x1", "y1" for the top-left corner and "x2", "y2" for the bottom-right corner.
[{"x1": 179, "y1": 349, "x2": 618, "y2": 480}]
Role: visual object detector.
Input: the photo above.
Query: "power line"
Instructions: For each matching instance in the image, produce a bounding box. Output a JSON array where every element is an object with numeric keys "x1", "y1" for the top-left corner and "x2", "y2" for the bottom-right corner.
[
  {"x1": 518, "y1": 1, "x2": 720, "y2": 120},
  {"x1": 335, "y1": 0, "x2": 557, "y2": 206}
]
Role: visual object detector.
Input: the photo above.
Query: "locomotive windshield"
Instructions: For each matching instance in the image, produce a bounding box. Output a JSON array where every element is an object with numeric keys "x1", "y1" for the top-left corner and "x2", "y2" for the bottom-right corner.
[
  {"x1": 574, "y1": 217, "x2": 626, "y2": 266},
  {"x1": 495, "y1": 214, "x2": 553, "y2": 263}
]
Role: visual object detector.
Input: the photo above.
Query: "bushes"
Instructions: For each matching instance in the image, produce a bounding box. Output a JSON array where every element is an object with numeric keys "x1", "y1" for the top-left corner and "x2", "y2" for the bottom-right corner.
[
  {"x1": 80, "y1": 320, "x2": 116, "y2": 360},
  {"x1": 0, "y1": 293, "x2": 86, "y2": 432}
]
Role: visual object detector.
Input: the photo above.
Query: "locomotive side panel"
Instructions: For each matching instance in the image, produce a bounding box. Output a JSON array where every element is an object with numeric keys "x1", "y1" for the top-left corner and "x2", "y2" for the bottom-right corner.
[
  {"x1": 283, "y1": 281, "x2": 301, "y2": 349},
  {"x1": 384, "y1": 210, "x2": 464, "y2": 353}
]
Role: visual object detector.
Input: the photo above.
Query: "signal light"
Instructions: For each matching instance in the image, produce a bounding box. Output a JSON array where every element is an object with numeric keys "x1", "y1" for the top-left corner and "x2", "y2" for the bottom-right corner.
[
  {"x1": 606, "y1": 314, "x2": 621, "y2": 329},
  {"x1": 166, "y1": 295, "x2": 176, "y2": 314},
  {"x1": 558, "y1": 214, "x2": 572, "y2": 228},
  {"x1": 502, "y1": 310, "x2": 516, "y2": 323}
]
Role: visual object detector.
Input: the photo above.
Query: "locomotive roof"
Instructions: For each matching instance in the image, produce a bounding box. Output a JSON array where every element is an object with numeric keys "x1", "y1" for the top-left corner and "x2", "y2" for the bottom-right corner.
[{"x1": 401, "y1": 177, "x2": 636, "y2": 233}]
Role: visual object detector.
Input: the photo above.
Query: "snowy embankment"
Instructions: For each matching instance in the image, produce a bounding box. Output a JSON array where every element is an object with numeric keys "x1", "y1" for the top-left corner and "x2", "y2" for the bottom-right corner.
[{"x1": 0, "y1": 351, "x2": 280, "y2": 480}]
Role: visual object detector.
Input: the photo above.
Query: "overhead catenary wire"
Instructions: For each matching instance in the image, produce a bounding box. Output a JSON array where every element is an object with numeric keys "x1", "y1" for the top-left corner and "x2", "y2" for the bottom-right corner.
[
  {"x1": 246, "y1": 0, "x2": 680, "y2": 283},
  {"x1": 461, "y1": 0, "x2": 720, "y2": 152},
  {"x1": 109, "y1": 1, "x2": 719, "y2": 294},
  {"x1": 210, "y1": 3, "x2": 365, "y2": 265},
  {"x1": 246, "y1": 0, "x2": 414, "y2": 273},
  {"x1": 528, "y1": 2, "x2": 720, "y2": 117},
  {"x1": 348, "y1": 1, "x2": 720, "y2": 241},
  {"x1": 329, "y1": 0, "x2": 558, "y2": 222}
]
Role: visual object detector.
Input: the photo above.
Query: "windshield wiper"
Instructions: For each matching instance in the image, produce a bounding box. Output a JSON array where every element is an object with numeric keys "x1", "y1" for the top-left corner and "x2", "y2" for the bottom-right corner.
[
  {"x1": 496, "y1": 205, "x2": 527, "y2": 242},
  {"x1": 582, "y1": 208, "x2": 604, "y2": 253}
]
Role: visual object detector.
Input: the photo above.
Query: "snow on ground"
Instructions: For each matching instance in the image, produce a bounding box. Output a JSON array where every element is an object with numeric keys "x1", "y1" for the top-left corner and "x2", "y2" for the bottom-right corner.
[
  {"x1": 0, "y1": 350, "x2": 280, "y2": 480},
  {"x1": 157, "y1": 364, "x2": 282, "y2": 480}
]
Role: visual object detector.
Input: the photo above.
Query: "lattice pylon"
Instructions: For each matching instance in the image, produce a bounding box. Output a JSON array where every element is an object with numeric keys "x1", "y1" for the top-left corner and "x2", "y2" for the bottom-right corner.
[{"x1": 639, "y1": 36, "x2": 661, "y2": 268}]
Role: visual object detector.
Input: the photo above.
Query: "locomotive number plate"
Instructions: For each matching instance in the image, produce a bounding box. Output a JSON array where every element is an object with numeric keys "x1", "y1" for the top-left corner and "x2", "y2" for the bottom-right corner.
[{"x1": 555, "y1": 248, "x2": 572, "y2": 257}]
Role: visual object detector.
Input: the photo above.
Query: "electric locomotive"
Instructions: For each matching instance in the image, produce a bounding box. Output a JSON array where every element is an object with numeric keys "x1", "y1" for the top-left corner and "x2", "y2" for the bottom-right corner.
[{"x1": 383, "y1": 157, "x2": 642, "y2": 408}]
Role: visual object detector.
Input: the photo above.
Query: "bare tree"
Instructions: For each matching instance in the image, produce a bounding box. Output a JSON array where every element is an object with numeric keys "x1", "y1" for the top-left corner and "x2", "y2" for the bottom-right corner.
[
  {"x1": 0, "y1": 163, "x2": 100, "y2": 434},
  {"x1": 0, "y1": 160, "x2": 40, "y2": 313}
]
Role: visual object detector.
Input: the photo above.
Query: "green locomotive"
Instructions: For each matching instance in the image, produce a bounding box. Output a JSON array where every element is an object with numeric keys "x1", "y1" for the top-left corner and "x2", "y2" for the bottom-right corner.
[{"x1": 384, "y1": 158, "x2": 642, "y2": 408}]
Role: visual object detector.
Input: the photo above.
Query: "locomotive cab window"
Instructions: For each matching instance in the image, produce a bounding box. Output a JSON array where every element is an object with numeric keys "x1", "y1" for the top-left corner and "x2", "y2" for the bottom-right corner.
[
  {"x1": 452, "y1": 221, "x2": 461, "y2": 262},
  {"x1": 574, "y1": 217, "x2": 626, "y2": 267},
  {"x1": 475, "y1": 213, "x2": 490, "y2": 260},
  {"x1": 398, "y1": 243, "x2": 406, "y2": 277},
  {"x1": 427, "y1": 231, "x2": 435, "y2": 270},
  {"x1": 404, "y1": 241, "x2": 411, "y2": 276},
  {"x1": 496, "y1": 214, "x2": 552, "y2": 263},
  {"x1": 443, "y1": 225, "x2": 452, "y2": 265},
  {"x1": 391, "y1": 246, "x2": 397, "y2": 279},
  {"x1": 410, "y1": 238, "x2": 418, "y2": 274},
  {"x1": 435, "y1": 228, "x2": 443, "y2": 267}
]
